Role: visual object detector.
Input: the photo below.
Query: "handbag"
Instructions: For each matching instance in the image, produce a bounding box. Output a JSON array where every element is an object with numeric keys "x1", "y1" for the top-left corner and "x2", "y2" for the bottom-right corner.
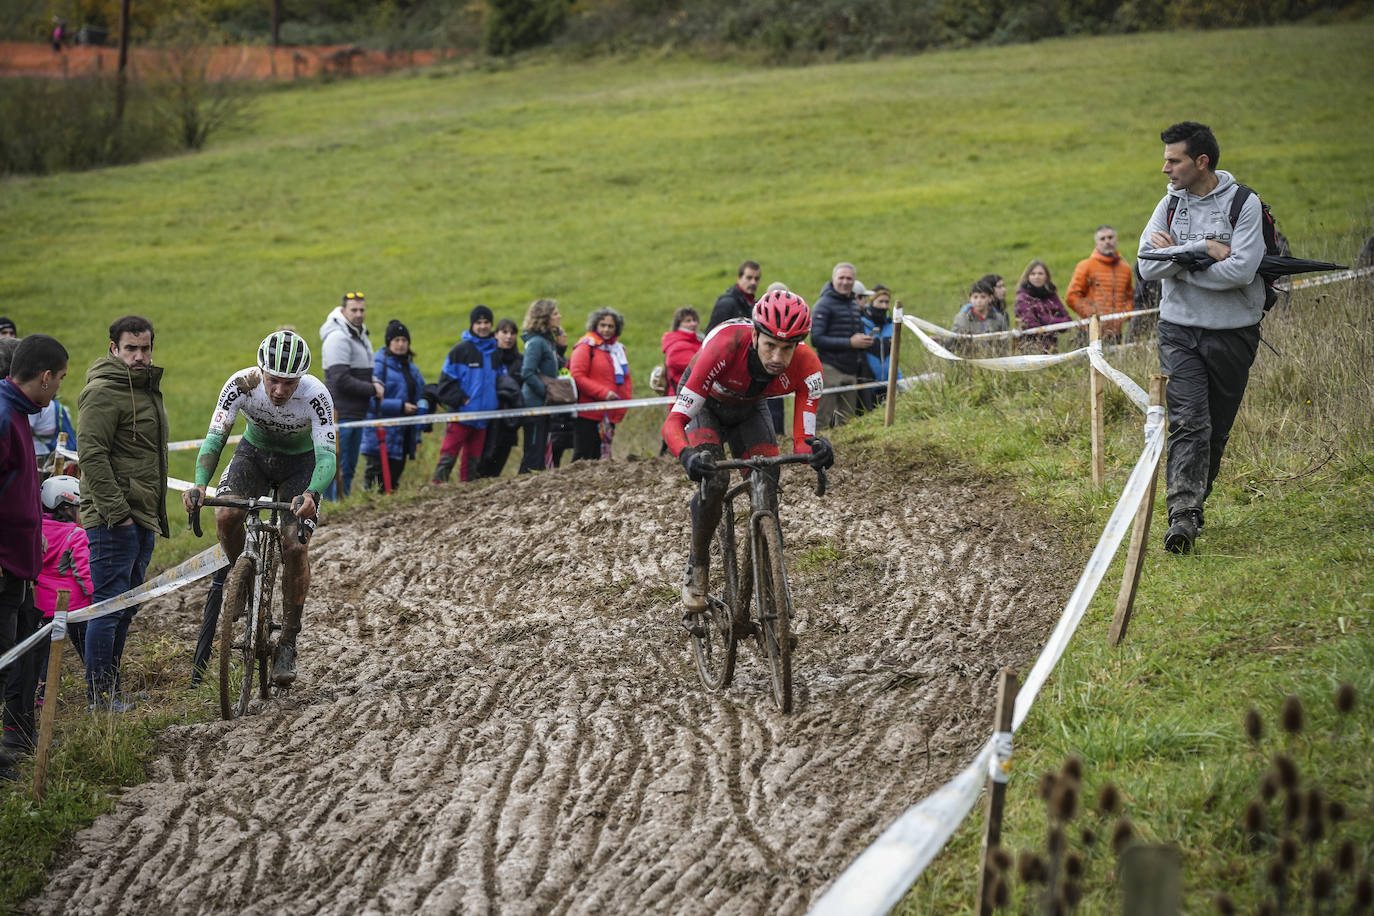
[{"x1": 541, "y1": 373, "x2": 577, "y2": 405}]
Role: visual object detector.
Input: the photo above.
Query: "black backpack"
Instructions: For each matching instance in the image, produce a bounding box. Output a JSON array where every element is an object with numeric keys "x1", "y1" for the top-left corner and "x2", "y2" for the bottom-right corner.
[{"x1": 1167, "y1": 183, "x2": 1290, "y2": 311}]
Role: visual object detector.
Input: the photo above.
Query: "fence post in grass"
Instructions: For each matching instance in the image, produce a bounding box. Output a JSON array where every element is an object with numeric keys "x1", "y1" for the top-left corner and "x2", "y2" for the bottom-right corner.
[
  {"x1": 884, "y1": 301, "x2": 904, "y2": 428},
  {"x1": 52, "y1": 432, "x2": 67, "y2": 477},
  {"x1": 1089, "y1": 315, "x2": 1105, "y2": 487},
  {"x1": 1109, "y1": 375, "x2": 1167, "y2": 647},
  {"x1": 32, "y1": 590, "x2": 70, "y2": 802},
  {"x1": 976, "y1": 667, "x2": 1018, "y2": 915}
]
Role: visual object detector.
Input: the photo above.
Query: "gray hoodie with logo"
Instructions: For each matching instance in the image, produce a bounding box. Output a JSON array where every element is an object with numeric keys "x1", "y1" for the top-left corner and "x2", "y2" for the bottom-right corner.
[
  {"x1": 1137, "y1": 169, "x2": 1266, "y2": 330},
  {"x1": 319, "y1": 307, "x2": 377, "y2": 420}
]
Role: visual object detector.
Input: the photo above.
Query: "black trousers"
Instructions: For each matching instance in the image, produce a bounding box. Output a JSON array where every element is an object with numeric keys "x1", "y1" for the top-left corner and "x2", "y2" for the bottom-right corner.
[
  {"x1": 1157, "y1": 319, "x2": 1260, "y2": 521},
  {"x1": 1, "y1": 574, "x2": 39, "y2": 750},
  {"x1": 572, "y1": 417, "x2": 613, "y2": 461}
]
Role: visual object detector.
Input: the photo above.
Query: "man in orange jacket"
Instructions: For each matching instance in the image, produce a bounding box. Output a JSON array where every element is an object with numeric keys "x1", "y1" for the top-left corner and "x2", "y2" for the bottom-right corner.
[{"x1": 1066, "y1": 225, "x2": 1135, "y2": 340}]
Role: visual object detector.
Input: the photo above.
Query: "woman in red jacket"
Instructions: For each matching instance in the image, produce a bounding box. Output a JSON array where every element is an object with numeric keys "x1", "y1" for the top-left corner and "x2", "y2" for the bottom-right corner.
[
  {"x1": 569, "y1": 308, "x2": 633, "y2": 461},
  {"x1": 661, "y1": 306, "x2": 703, "y2": 395}
]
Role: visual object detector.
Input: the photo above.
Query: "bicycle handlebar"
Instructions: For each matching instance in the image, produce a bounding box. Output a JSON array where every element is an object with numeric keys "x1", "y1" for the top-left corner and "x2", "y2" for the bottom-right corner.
[
  {"x1": 187, "y1": 494, "x2": 313, "y2": 543},
  {"x1": 712, "y1": 453, "x2": 828, "y2": 497}
]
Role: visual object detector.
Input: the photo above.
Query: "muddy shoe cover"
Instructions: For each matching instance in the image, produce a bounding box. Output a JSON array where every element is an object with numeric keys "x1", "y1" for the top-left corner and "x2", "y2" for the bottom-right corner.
[
  {"x1": 1163, "y1": 509, "x2": 1202, "y2": 554},
  {"x1": 680, "y1": 562, "x2": 707, "y2": 614},
  {"x1": 272, "y1": 641, "x2": 298, "y2": 686}
]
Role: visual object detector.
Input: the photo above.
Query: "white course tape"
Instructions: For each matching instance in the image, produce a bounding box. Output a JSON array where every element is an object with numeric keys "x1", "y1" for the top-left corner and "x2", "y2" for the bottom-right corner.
[
  {"x1": 1086, "y1": 341, "x2": 1149, "y2": 413},
  {"x1": 908, "y1": 308, "x2": 1154, "y2": 342},
  {"x1": 0, "y1": 620, "x2": 54, "y2": 674},
  {"x1": 66, "y1": 544, "x2": 227, "y2": 625},
  {"x1": 988, "y1": 731, "x2": 1013, "y2": 784},
  {"x1": 903, "y1": 316, "x2": 1088, "y2": 371},
  {"x1": 1290, "y1": 264, "x2": 1374, "y2": 289},
  {"x1": 810, "y1": 408, "x2": 1166, "y2": 916},
  {"x1": 0, "y1": 544, "x2": 227, "y2": 672}
]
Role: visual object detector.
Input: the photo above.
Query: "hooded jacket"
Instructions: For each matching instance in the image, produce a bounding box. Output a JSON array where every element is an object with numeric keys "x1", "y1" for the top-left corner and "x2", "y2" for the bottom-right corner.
[
  {"x1": 361, "y1": 348, "x2": 428, "y2": 461},
  {"x1": 437, "y1": 331, "x2": 500, "y2": 429},
  {"x1": 810, "y1": 282, "x2": 865, "y2": 374},
  {"x1": 1066, "y1": 249, "x2": 1135, "y2": 335},
  {"x1": 1, "y1": 379, "x2": 42, "y2": 579},
  {"x1": 661, "y1": 328, "x2": 702, "y2": 395},
  {"x1": 1137, "y1": 169, "x2": 1266, "y2": 330},
  {"x1": 318, "y1": 308, "x2": 377, "y2": 420},
  {"x1": 76, "y1": 354, "x2": 170, "y2": 536}
]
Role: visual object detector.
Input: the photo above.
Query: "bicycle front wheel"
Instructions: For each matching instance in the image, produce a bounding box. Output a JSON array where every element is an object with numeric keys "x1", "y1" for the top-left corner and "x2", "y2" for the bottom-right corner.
[
  {"x1": 218, "y1": 555, "x2": 258, "y2": 720},
  {"x1": 754, "y1": 518, "x2": 794, "y2": 713},
  {"x1": 693, "y1": 509, "x2": 740, "y2": 691},
  {"x1": 256, "y1": 539, "x2": 278, "y2": 701}
]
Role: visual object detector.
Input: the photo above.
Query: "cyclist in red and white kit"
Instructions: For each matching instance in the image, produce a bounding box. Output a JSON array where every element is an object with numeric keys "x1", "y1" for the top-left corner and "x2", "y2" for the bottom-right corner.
[{"x1": 663, "y1": 289, "x2": 835, "y2": 627}]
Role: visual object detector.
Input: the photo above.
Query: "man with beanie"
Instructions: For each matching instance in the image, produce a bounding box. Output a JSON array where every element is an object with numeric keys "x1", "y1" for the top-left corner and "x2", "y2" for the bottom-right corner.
[
  {"x1": 431, "y1": 305, "x2": 499, "y2": 483},
  {"x1": 319, "y1": 291, "x2": 383, "y2": 498},
  {"x1": 1138, "y1": 121, "x2": 1268, "y2": 554},
  {"x1": 1066, "y1": 226, "x2": 1136, "y2": 340},
  {"x1": 0, "y1": 317, "x2": 16, "y2": 338},
  {"x1": 77, "y1": 316, "x2": 168, "y2": 710}
]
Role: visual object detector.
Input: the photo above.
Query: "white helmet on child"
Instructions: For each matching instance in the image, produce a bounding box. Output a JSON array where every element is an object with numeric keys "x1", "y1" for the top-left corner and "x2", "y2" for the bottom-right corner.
[{"x1": 41, "y1": 474, "x2": 81, "y2": 511}]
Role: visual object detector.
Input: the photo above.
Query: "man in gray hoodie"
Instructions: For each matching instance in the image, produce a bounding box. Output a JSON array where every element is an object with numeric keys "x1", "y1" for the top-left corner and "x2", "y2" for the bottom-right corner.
[
  {"x1": 319, "y1": 291, "x2": 382, "y2": 498},
  {"x1": 1138, "y1": 121, "x2": 1266, "y2": 554}
]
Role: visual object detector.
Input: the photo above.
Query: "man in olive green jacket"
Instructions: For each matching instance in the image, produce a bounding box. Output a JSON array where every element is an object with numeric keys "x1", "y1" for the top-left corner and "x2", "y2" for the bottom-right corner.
[{"x1": 77, "y1": 315, "x2": 169, "y2": 709}]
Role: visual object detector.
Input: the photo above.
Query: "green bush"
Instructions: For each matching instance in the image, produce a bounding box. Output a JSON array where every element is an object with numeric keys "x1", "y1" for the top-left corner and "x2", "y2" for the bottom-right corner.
[
  {"x1": 484, "y1": 0, "x2": 570, "y2": 55},
  {"x1": 0, "y1": 77, "x2": 172, "y2": 175}
]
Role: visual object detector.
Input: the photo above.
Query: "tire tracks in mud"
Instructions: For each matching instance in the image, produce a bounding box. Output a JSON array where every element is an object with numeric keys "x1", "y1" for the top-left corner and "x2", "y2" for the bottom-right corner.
[{"x1": 28, "y1": 454, "x2": 1073, "y2": 915}]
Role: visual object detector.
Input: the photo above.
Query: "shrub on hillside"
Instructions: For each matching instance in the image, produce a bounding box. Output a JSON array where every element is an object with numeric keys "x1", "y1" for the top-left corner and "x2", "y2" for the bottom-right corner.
[
  {"x1": 484, "y1": 0, "x2": 570, "y2": 55},
  {"x1": 141, "y1": 6, "x2": 255, "y2": 150},
  {"x1": 0, "y1": 77, "x2": 171, "y2": 175}
]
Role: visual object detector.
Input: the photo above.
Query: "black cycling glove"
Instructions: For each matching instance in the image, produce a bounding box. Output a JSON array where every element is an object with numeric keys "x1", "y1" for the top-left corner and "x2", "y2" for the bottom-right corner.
[
  {"x1": 680, "y1": 447, "x2": 717, "y2": 482},
  {"x1": 804, "y1": 436, "x2": 835, "y2": 470}
]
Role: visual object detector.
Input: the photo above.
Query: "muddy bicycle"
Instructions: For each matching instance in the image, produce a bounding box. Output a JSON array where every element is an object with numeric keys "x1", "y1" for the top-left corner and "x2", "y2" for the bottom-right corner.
[
  {"x1": 189, "y1": 492, "x2": 311, "y2": 720},
  {"x1": 688, "y1": 453, "x2": 827, "y2": 713}
]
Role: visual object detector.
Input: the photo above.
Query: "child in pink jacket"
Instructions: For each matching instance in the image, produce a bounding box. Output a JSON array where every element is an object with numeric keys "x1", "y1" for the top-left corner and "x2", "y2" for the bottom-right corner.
[{"x1": 35, "y1": 475, "x2": 93, "y2": 701}]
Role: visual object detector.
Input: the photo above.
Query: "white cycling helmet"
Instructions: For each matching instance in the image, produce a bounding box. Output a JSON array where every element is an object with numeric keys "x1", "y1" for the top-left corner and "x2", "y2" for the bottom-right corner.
[
  {"x1": 257, "y1": 329, "x2": 312, "y2": 379},
  {"x1": 41, "y1": 474, "x2": 81, "y2": 512}
]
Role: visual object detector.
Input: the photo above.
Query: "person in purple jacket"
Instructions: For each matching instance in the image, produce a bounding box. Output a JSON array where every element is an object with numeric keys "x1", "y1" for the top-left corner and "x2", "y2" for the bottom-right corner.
[
  {"x1": 1, "y1": 334, "x2": 68, "y2": 776},
  {"x1": 1013, "y1": 259, "x2": 1071, "y2": 353}
]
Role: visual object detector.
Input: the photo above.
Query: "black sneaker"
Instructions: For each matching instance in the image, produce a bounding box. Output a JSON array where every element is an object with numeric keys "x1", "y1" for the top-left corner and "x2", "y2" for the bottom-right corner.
[
  {"x1": 271, "y1": 641, "x2": 297, "y2": 687},
  {"x1": 1163, "y1": 509, "x2": 1202, "y2": 554}
]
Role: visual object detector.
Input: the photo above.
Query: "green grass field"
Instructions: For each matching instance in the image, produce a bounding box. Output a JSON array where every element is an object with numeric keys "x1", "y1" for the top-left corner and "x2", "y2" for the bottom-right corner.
[{"x1": 3, "y1": 20, "x2": 1374, "y2": 913}]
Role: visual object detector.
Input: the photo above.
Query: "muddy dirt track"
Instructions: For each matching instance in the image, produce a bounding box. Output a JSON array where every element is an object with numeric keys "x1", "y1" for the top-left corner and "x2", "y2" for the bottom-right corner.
[{"x1": 29, "y1": 454, "x2": 1070, "y2": 915}]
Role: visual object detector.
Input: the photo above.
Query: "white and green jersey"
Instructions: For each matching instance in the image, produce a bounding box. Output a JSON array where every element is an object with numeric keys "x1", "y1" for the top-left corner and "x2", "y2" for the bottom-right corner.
[{"x1": 194, "y1": 368, "x2": 338, "y2": 493}]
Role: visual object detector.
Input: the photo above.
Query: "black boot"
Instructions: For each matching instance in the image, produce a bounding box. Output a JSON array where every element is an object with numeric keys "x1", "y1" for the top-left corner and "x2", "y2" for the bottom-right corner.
[{"x1": 1163, "y1": 508, "x2": 1203, "y2": 554}]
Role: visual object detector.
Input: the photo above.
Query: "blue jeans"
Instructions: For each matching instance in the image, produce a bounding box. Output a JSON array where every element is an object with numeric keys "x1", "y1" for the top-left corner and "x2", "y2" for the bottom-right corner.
[
  {"x1": 85, "y1": 523, "x2": 156, "y2": 701},
  {"x1": 325, "y1": 424, "x2": 362, "y2": 499}
]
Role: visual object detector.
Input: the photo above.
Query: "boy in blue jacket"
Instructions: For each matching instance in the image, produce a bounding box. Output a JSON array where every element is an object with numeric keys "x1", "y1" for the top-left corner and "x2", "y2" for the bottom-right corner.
[{"x1": 432, "y1": 306, "x2": 499, "y2": 483}]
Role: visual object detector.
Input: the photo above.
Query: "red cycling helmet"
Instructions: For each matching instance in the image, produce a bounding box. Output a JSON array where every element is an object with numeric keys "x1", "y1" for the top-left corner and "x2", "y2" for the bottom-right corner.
[{"x1": 752, "y1": 289, "x2": 811, "y2": 343}]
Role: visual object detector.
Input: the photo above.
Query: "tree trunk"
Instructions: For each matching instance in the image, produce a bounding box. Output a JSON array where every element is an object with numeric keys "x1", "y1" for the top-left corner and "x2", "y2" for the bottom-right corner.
[
  {"x1": 271, "y1": 0, "x2": 282, "y2": 47},
  {"x1": 115, "y1": 0, "x2": 131, "y2": 121}
]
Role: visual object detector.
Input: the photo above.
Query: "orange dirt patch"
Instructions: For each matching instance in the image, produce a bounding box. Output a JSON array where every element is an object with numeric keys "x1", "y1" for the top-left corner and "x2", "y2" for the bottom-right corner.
[{"x1": 0, "y1": 41, "x2": 452, "y2": 81}]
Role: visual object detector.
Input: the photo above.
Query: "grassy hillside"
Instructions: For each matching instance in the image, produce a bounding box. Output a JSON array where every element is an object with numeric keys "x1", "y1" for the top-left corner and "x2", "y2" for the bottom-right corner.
[
  {"x1": 3, "y1": 22, "x2": 1372, "y2": 456},
  {"x1": 2, "y1": 20, "x2": 1373, "y2": 913}
]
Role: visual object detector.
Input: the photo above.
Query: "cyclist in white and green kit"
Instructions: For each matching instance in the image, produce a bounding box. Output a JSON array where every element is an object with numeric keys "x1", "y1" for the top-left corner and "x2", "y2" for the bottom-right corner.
[{"x1": 182, "y1": 330, "x2": 336, "y2": 686}]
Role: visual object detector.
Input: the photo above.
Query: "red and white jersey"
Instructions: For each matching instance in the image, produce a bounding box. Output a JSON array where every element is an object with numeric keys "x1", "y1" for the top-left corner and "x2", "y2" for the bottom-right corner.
[{"x1": 662, "y1": 320, "x2": 823, "y2": 456}]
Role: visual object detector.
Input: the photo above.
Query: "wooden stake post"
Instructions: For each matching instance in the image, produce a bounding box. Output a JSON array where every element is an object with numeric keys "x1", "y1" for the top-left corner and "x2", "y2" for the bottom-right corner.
[
  {"x1": 1109, "y1": 375, "x2": 1167, "y2": 647},
  {"x1": 976, "y1": 668, "x2": 1018, "y2": 914},
  {"x1": 884, "y1": 302, "x2": 904, "y2": 428},
  {"x1": 1089, "y1": 316, "x2": 1105, "y2": 487},
  {"x1": 32, "y1": 590, "x2": 69, "y2": 801}
]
